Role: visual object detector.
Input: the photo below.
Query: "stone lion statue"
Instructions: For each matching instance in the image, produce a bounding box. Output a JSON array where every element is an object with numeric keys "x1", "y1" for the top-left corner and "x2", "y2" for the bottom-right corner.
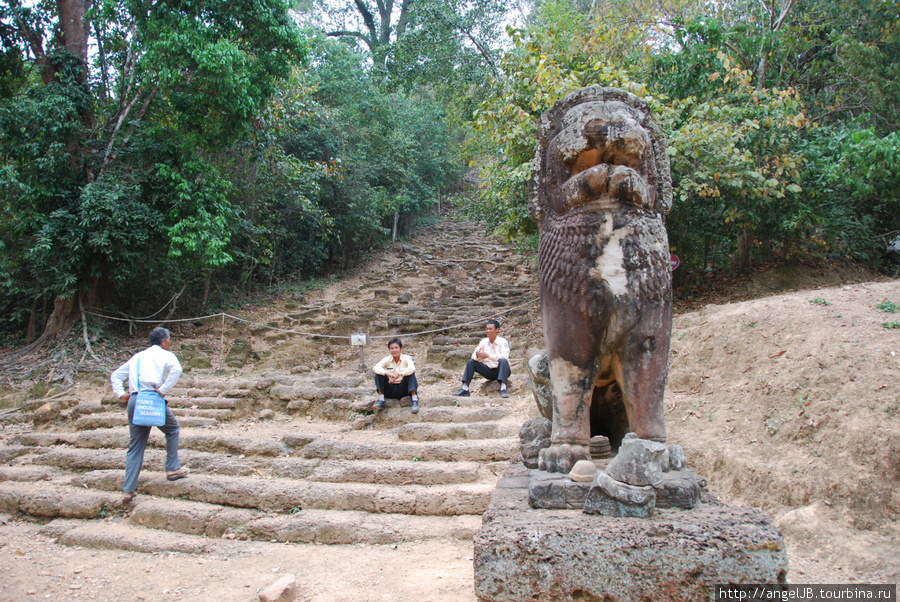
[{"x1": 529, "y1": 86, "x2": 673, "y2": 473}]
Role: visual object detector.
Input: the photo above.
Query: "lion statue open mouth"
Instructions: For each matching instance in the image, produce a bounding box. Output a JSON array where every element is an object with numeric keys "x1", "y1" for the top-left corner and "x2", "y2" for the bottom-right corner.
[{"x1": 529, "y1": 86, "x2": 673, "y2": 474}]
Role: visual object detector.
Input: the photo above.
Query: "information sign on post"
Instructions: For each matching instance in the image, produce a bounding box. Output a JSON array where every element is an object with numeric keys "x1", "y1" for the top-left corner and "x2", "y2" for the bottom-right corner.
[{"x1": 350, "y1": 333, "x2": 368, "y2": 371}]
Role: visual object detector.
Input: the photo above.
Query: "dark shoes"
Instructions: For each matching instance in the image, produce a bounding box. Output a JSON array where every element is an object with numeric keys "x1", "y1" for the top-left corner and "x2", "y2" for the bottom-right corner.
[
  {"x1": 500, "y1": 389, "x2": 509, "y2": 399},
  {"x1": 411, "y1": 400, "x2": 419, "y2": 413},
  {"x1": 452, "y1": 389, "x2": 470, "y2": 397},
  {"x1": 375, "y1": 399, "x2": 386, "y2": 410}
]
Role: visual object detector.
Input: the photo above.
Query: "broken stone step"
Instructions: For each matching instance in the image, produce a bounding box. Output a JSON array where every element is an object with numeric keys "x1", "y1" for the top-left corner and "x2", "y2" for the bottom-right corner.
[
  {"x1": 18, "y1": 430, "x2": 290, "y2": 457},
  {"x1": 0, "y1": 464, "x2": 57, "y2": 482},
  {"x1": 305, "y1": 459, "x2": 482, "y2": 485},
  {"x1": 74, "y1": 412, "x2": 218, "y2": 430},
  {"x1": 129, "y1": 498, "x2": 480, "y2": 544},
  {"x1": 373, "y1": 406, "x2": 509, "y2": 426},
  {"x1": 0, "y1": 446, "x2": 32, "y2": 463},
  {"x1": 269, "y1": 385, "x2": 370, "y2": 402},
  {"x1": 393, "y1": 422, "x2": 517, "y2": 442},
  {"x1": 15, "y1": 430, "x2": 518, "y2": 463},
  {"x1": 419, "y1": 394, "x2": 505, "y2": 408},
  {"x1": 72, "y1": 470, "x2": 494, "y2": 515},
  {"x1": 172, "y1": 408, "x2": 234, "y2": 420},
  {"x1": 298, "y1": 438, "x2": 517, "y2": 463},
  {"x1": 0, "y1": 481, "x2": 126, "y2": 519},
  {"x1": 50, "y1": 520, "x2": 227, "y2": 554},
  {"x1": 167, "y1": 397, "x2": 238, "y2": 409},
  {"x1": 27, "y1": 446, "x2": 483, "y2": 485},
  {"x1": 169, "y1": 388, "x2": 224, "y2": 398}
]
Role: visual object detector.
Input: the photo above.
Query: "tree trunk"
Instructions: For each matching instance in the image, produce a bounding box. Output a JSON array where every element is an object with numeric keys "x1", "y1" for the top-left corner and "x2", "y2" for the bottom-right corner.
[
  {"x1": 736, "y1": 227, "x2": 754, "y2": 272},
  {"x1": 392, "y1": 211, "x2": 399, "y2": 242}
]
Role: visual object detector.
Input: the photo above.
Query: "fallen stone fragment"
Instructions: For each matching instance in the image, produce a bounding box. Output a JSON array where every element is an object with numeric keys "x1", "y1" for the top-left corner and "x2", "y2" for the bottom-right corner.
[
  {"x1": 583, "y1": 471, "x2": 656, "y2": 518},
  {"x1": 518, "y1": 417, "x2": 551, "y2": 469},
  {"x1": 606, "y1": 433, "x2": 666, "y2": 486},
  {"x1": 258, "y1": 574, "x2": 298, "y2": 602}
]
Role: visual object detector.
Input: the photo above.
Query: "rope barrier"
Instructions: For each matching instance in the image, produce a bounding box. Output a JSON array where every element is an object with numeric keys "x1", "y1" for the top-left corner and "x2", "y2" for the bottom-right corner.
[{"x1": 83, "y1": 296, "x2": 540, "y2": 341}]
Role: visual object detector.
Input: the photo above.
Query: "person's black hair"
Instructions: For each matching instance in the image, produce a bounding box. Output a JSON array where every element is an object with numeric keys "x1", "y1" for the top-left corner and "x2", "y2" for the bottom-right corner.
[
  {"x1": 388, "y1": 338, "x2": 403, "y2": 348},
  {"x1": 149, "y1": 327, "x2": 170, "y2": 347},
  {"x1": 486, "y1": 319, "x2": 501, "y2": 330}
]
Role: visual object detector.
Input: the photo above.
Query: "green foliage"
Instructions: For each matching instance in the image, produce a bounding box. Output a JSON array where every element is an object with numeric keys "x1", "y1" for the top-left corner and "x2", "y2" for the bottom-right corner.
[
  {"x1": 809, "y1": 298, "x2": 831, "y2": 306},
  {"x1": 468, "y1": 2, "x2": 651, "y2": 238},
  {"x1": 883, "y1": 321, "x2": 900, "y2": 329},
  {"x1": 877, "y1": 300, "x2": 900, "y2": 313}
]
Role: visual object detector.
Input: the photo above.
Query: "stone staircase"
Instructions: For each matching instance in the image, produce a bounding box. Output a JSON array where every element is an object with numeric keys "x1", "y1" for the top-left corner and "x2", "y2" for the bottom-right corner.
[{"x1": 0, "y1": 217, "x2": 542, "y2": 555}]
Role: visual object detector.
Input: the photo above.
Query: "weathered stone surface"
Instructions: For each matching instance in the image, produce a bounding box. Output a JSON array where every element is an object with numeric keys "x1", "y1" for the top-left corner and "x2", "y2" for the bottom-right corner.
[
  {"x1": 531, "y1": 86, "x2": 673, "y2": 473},
  {"x1": 527, "y1": 470, "x2": 592, "y2": 510},
  {"x1": 374, "y1": 289, "x2": 390, "y2": 300},
  {"x1": 653, "y1": 469, "x2": 701, "y2": 510},
  {"x1": 441, "y1": 348, "x2": 472, "y2": 370},
  {"x1": 475, "y1": 466, "x2": 789, "y2": 601},
  {"x1": 589, "y1": 435, "x2": 611, "y2": 459},
  {"x1": 568, "y1": 459, "x2": 597, "y2": 482},
  {"x1": 667, "y1": 443, "x2": 685, "y2": 471},
  {"x1": 582, "y1": 471, "x2": 656, "y2": 517},
  {"x1": 519, "y1": 417, "x2": 551, "y2": 469},
  {"x1": 526, "y1": 351, "x2": 553, "y2": 421},
  {"x1": 387, "y1": 315, "x2": 410, "y2": 327},
  {"x1": 225, "y1": 338, "x2": 253, "y2": 368},
  {"x1": 32, "y1": 401, "x2": 62, "y2": 425},
  {"x1": 606, "y1": 433, "x2": 667, "y2": 486},
  {"x1": 259, "y1": 574, "x2": 298, "y2": 602},
  {"x1": 397, "y1": 292, "x2": 410, "y2": 304}
]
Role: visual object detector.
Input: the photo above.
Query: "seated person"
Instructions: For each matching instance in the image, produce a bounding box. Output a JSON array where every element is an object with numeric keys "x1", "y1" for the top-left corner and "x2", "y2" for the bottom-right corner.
[
  {"x1": 453, "y1": 319, "x2": 511, "y2": 398},
  {"x1": 373, "y1": 338, "x2": 420, "y2": 412}
]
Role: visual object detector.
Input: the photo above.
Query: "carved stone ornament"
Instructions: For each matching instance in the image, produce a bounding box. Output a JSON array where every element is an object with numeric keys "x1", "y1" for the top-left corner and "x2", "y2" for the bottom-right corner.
[{"x1": 530, "y1": 86, "x2": 674, "y2": 473}]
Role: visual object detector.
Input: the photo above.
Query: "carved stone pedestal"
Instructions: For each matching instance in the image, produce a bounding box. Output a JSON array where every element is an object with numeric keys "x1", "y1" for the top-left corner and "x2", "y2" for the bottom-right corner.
[{"x1": 475, "y1": 464, "x2": 789, "y2": 602}]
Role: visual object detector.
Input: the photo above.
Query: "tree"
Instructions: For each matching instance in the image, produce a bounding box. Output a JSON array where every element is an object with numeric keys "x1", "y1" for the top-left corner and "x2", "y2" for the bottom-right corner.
[{"x1": 0, "y1": 0, "x2": 306, "y2": 350}]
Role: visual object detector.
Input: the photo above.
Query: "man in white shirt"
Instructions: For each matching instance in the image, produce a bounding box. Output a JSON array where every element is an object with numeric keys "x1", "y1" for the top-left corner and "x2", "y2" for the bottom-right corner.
[
  {"x1": 110, "y1": 326, "x2": 188, "y2": 502},
  {"x1": 373, "y1": 338, "x2": 420, "y2": 412},
  {"x1": 453, "y1": 320, "x2": 511, "y2": 398}
]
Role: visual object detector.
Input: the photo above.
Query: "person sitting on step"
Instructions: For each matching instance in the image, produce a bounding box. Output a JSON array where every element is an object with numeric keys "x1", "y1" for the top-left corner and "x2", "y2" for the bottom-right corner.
[
  {"x1": 373, "y1": 338, "x2": 420, "y2": 413},
  {"x1": 453, "y1": 319, "x2": 511, "y2": 399}
]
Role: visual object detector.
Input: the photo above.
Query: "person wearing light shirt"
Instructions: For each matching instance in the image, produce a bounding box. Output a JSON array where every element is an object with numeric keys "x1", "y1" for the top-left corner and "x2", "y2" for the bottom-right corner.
[
  {"x1": 372, "y1": 339, "x2": 419, "y2": 414},
  {"x1": 453, "y1": 319, "x2": 511, "y2": 398},
  {"x1": 373, "y1": 338, "x2": 420, "y2": 413},
  {"x1": 110, "y1": 326, "x2": 188, "y2": 502}
]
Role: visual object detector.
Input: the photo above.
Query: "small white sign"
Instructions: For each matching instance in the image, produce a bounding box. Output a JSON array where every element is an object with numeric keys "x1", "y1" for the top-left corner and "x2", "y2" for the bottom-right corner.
[{"x1": 350, "y1": 333, "x2": 368, "y2": 346}]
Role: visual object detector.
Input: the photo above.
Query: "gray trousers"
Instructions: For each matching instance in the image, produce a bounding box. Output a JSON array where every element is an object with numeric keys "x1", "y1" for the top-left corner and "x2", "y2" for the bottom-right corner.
[{"x1": 124, "y1": 393, "x2": 181, "y2": 493}]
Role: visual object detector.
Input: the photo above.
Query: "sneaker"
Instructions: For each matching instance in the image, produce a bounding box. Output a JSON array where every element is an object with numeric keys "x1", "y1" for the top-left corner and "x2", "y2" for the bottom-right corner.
[
  {"x1": 411, "y1": 400, "x2": 419, "y2": 413},
  {"x1": 452, "y1": 389, "x2": 470, "y2": 397},
  {"x1": 375, "y1": 399, "x2": 386, "y2": 410},
  {"x1": 500, "y1": 389, "x2": 509, "y2": 399}
]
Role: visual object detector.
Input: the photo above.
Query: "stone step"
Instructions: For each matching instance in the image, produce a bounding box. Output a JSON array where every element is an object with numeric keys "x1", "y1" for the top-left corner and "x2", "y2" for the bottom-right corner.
[
  {"x1": 393, "y1": 422, "x2": 518, "y2": 442},
  {"x1": 298, "y1": 437, "x2": 518, "y2": 463},
  {"x1": 167, "y1": 397, "x2": 238, "y2": 409},
  {"x1": 72, "y1": 470, "x2": 493, "y2": 515},
  {"x1": 73, "y1": 412, "x2": 219, "y2": 430},
  {"x1": 127, "y1": 498, "x2": 481, "y2": 544},
  {"x1": 373, "y1": 406, "x2": 509, "y2": 426},
  {"x1": 0, "y1": 480, "x2": 126, "y2": 519},
  {"x1": 13, "y1": 429, "x2": 518, "y2": 463},
  {"x1": 22, "y1": 446, "x2": 487, "y2": 485}
]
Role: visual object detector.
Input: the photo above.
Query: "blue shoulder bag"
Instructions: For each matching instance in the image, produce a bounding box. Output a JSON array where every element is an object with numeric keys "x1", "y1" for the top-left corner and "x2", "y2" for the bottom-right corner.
[{"x1": 132, "y1": 357, "x2": 167, "y2": 427}]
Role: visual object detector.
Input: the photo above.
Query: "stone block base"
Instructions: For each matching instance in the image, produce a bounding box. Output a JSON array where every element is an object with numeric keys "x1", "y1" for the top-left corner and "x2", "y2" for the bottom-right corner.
[{"x1": 475, "y1": 464, "x2": 788, "y2": 601}]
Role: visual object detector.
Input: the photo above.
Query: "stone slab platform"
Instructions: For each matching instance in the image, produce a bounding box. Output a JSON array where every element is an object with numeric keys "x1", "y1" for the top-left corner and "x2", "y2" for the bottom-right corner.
[{"x1": 474, "y1": 464, "x2": 788, "y2": 601}]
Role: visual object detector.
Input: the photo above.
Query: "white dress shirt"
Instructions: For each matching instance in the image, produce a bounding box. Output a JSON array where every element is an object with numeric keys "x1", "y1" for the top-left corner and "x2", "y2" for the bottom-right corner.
[
  {"x1": 110, "y1": 344, "x2": 183, "y2": 397},
  {"x1": 472, "y1": 336, "x2": 510, "y2": 369}
]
